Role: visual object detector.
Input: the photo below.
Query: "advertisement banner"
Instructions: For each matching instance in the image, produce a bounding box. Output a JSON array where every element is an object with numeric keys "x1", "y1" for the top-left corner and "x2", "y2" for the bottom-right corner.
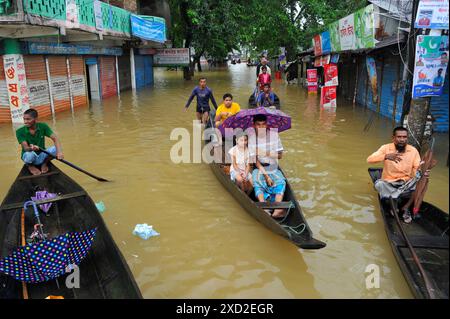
[
  {"x1": 94, "y1": 0, "x2": 103, "y2": 31},
  {"x1": 339, "y1": 14, "x2": 356, "y2": 51},
  {"x1": 313, "y1": 34, "x2": 322, "y2": 57},
  {"x1": 131, "y1": 15, "x2": 166, "y2": 43},
  {"x1": 2, "y1": 54, "x2": 30, "y2": 124},
  {"x1": 324, "y1": 64, "x2": 339, "y2": 87},
  {"x1": 415, "y1": 0, "x2": 449, "y2": 29},
  {"x1": 321, "y1": 86, "x2": 337, "y2": 107},
  {"x1": 413, "y1": 35, "x2": 449, "y2": 98},
  {"x1": 321, "y1": 31, "x2": 331, "y2": 55},
  {"x1": 153, "y1": 48, "x2": 190, "y2": 66},
  {"x1": 307, "y1": 69, "x2": 318, "y2": 93},
  {"x1": 329, "y1": 21, "x2": 341, "y2": 52},
  {"x1": 354, "y1": 4, "x2": 375, "y2": 49},
  {"x1": 66, "y1": 0, "x2": 80, "y2": 29},
  {"x1": 366, "y1": 56, "x2": 378, "y2": 103},
  {"x1": 330, "y1": 53, "x2": 340, "y2": 64}
]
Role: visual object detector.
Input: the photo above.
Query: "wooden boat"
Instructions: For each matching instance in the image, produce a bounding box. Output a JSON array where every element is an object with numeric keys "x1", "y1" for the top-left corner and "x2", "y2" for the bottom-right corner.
[
  {"x1": 0, "y1": 164, "x2": 142, "y2": 299},
  {"x1": 210, "y1": 160, "x2": 326, "y2": 249},
  {"x1": 368, "y1": 168, "x2": 449, "y2": 299},
  {"x1": 248, "y1": 93, "x2": 281, "y2": 109}
]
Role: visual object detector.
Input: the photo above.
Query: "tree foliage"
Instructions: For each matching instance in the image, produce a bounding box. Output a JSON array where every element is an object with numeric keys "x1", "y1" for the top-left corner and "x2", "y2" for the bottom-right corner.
[{"x1": 168, "y1": 0, "x2": 366, "y2": 73}]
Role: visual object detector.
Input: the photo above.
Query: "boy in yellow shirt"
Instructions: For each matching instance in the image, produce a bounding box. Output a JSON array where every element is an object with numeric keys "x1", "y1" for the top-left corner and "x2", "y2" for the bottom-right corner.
[{"x1": 214, "y1": 93, "x2": 240, "y2": 127}]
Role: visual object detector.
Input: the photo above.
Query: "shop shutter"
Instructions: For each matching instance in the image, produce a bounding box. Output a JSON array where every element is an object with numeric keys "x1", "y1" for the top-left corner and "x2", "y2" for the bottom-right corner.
[
  {"x1": 48, "y1": 56, "x2": 71, "y2": 114},
  {"x1": 134, "y1": 55, "x2": 145, "y2": 89},
  {"x1": 23, "y1": 55, "x2": 52, "y2": 119},
  {"x1": 430, "y1": 74, "x2": 449, "y2": 132},
  {"x1": 118, "y1": 55, "x2": 131, "y2": 91},
  {"x1": 0, "y1": 57, "x2": 11, "y2": 123},
  {"x1": 379, "y1": 57, "x2": 398, "y2": 120},
  {"x1": 68, "y1": 56, "x2": 87, "y2": 108},
  {"x1": 355, "y1": 58, "x2": 367, "y2": 106},
  {"x1": 144, "y1": 56, "x2": 153, "y2": 86},
  {"x1": 100, "y1": 57, "x2": 117, "y2": 98}
]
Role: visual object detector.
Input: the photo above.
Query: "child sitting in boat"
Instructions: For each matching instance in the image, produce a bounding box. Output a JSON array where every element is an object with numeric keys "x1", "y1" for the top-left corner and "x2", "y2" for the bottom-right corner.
[{"x1": 228, "y1": 132, "x2": 253, "y2": 194}]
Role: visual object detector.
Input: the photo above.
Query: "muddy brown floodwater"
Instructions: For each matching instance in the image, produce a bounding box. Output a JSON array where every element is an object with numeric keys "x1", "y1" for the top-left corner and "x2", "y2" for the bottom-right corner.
[{"x1": 0, "y1": 63, "x2": 448, "y2": 298}]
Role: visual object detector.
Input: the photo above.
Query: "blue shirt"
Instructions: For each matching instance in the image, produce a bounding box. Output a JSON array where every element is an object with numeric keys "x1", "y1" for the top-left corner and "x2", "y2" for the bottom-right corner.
[
  {"x1": 185, "y1": 86, "x2": 218, "y2": 110},
  {"x1": 256, "y1": 92, "x2": 275, "y2": 107},
  {"x1": 433, "y1": 75, "x2": 444, "y2": 87}
]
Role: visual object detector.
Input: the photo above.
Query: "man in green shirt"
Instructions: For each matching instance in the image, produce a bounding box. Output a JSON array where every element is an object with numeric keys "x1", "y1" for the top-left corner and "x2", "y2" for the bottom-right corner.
[{"x1": 16, "y1": 108, "x2": 64, "y2": 175}]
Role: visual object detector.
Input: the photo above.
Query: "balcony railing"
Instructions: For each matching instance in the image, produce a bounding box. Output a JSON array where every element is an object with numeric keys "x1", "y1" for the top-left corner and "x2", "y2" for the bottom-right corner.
[{"x1": 1, "y1": 0, "x2": 131, "y2": 36}]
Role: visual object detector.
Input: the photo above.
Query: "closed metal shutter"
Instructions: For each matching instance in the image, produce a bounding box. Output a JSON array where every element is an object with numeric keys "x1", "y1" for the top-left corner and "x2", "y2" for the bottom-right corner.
[
  {"x1": 118, "y1": 55, "x2": 131, "y2": 91},
  {"x1": 431, "y1": 73, "x2": 449, "y2": 132},
  {"x1": 0, "y1": 57, "x2": 11, "y2": 123},
  {"x1": 23, "y1": 55, "x2": 52, "y2": 119},
  {"x1": 144, "y1": 55, "x2": 153, "y2": 86},
  {"x1": 134, "y1": 55, "x2": 145, "y2": 89},
  {"x1": 100, "y1": 57, "x2": 117, "y2": 98},
  {"x1": 379, "y1": 57, "x2": 397, "y2": 120},
  {"x1": 68, "y1": 56, "x2": 87, "y2": 108},
  {"x1": 48, "y1": 56, "x2": 71, "y2": 114},
  {"x1": 355, "y1": 58, "x2": 367, "y2": 106}
]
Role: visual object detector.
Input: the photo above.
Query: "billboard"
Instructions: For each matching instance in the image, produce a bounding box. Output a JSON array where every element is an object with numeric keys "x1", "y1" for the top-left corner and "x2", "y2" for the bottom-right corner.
[{"x1": 412, "y1": 35, "x2": 449, "y2": 98}]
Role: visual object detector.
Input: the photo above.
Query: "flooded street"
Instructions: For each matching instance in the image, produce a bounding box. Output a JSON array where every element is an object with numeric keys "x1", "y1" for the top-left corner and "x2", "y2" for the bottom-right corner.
[{"x1": 0, "y1": 64, "x2": 448, "y2": 298}]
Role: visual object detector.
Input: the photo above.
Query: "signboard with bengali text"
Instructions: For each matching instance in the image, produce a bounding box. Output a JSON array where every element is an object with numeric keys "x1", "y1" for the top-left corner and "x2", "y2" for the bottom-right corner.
[
  {"x1": 415, "y1": 0, "x2": 449, "y2": 29},
  {"x1": 153, "y1": 48, "x2": 190, "y2": 66},
  {"x1": 2, "y1": 54, "x2": 30, "y2": 124}
]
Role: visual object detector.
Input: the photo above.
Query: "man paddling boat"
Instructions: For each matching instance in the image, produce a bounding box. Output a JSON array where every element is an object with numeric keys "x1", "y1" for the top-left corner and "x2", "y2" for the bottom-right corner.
[{"x1": 16, "y1": 108, "x2": 64, "y2": 175}]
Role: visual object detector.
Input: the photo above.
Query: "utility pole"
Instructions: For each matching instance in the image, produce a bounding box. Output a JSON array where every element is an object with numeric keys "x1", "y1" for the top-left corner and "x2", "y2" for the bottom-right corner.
[{"x1": 401, "y1": 0, "x2": 428, "y2": 152}]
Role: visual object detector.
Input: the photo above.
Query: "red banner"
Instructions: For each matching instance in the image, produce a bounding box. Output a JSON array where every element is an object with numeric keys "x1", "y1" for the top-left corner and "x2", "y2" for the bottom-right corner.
[
  {"x1": 307, "y1": 69, "x2": 318, "y2": 93},
  {"x1": 324, "y1": 64, "x2": 339, "y2": 87},
  {"x1": 321, "y1": 86, "x2": 337, "y2": 107},
  {"x1": 313, "y1": 35, "x2": 322, "y2": 57}
]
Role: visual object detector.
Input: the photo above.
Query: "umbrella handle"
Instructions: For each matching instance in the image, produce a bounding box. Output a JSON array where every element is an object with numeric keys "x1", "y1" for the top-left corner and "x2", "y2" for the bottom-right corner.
[
  {"x1": 24, "y1": 201, "x2": 39, "y2": 219},
  {"x1": 24, "y1": 200, "x2": 45, "y2": 239}
]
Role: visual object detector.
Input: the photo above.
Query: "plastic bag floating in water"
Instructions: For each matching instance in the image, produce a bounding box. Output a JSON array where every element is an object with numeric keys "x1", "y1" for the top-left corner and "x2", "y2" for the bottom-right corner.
[
  {"x1": 132, "y1": 224, "x2": 160, "y2": 240},
  {"x1": 95, "y1": 201, "x2": 106, "y2": 213}
]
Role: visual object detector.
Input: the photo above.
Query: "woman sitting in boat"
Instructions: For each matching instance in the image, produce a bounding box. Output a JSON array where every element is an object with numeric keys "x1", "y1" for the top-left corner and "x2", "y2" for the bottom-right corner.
[
  {"x1": 214, "y1": 93, "x2": 241, "y2": 127},
  {"x1": 256, "y1": 84, "x2": 276, "y2": 108},
  {"x1": 228, "y1": 132, "x2": 253, "y2": 194},
  {"x1": 249, "y1": 114, "x2": 287, "y2": 218},
  {"x1": 15, "y1": 108, "x2": 64, "y2": 176}
]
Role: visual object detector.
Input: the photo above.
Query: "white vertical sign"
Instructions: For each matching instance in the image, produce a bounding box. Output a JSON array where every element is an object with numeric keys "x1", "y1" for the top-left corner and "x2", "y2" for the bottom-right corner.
[
  {"x1": 66, "y1": 0, "x2": 80, "y2": 29},
  {"x1": 2, "y1": 54, "x2": 30, "y2": 124}
]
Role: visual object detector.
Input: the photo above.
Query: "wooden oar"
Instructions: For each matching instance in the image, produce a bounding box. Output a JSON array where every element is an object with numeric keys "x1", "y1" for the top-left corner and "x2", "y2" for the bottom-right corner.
[
  {"x1": 39, "y1": 147, "x2": 109, "y2": 182},
  {"x1": 389, "y1": 197, "x2": 436, "y2": 299}
]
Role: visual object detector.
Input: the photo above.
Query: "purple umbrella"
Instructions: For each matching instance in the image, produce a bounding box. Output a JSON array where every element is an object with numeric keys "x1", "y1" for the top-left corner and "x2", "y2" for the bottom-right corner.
[
  {"x1": 219, "y1": 107, "x2": 291, "y2": 136},
  {"x1": 31, "y1": 191, "x2": 57, "y2": 213},
  {"x1": 0, "y1": 228, "x2": 97, "y2": 283}
]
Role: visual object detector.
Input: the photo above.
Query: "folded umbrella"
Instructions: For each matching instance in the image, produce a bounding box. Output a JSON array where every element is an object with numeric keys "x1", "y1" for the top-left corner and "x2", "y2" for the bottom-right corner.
[{"x1": 0, "y1": 228, "x2": 97, "y2": 283}]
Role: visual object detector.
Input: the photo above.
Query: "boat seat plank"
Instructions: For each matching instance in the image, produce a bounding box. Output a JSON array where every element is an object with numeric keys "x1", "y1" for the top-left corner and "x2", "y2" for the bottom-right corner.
[
  {"x1": 0, "y1": 191, "x2": 87, "y2": 211},
  {"x1": 392, "y1": 234, "x2": 449, "y2": 249},
  {"x1": 255, "y1": 201, "x2": 294, "y2": 209},
  {"x1": 17, "y1": 171, "x2": 59, "y2": 180}
]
